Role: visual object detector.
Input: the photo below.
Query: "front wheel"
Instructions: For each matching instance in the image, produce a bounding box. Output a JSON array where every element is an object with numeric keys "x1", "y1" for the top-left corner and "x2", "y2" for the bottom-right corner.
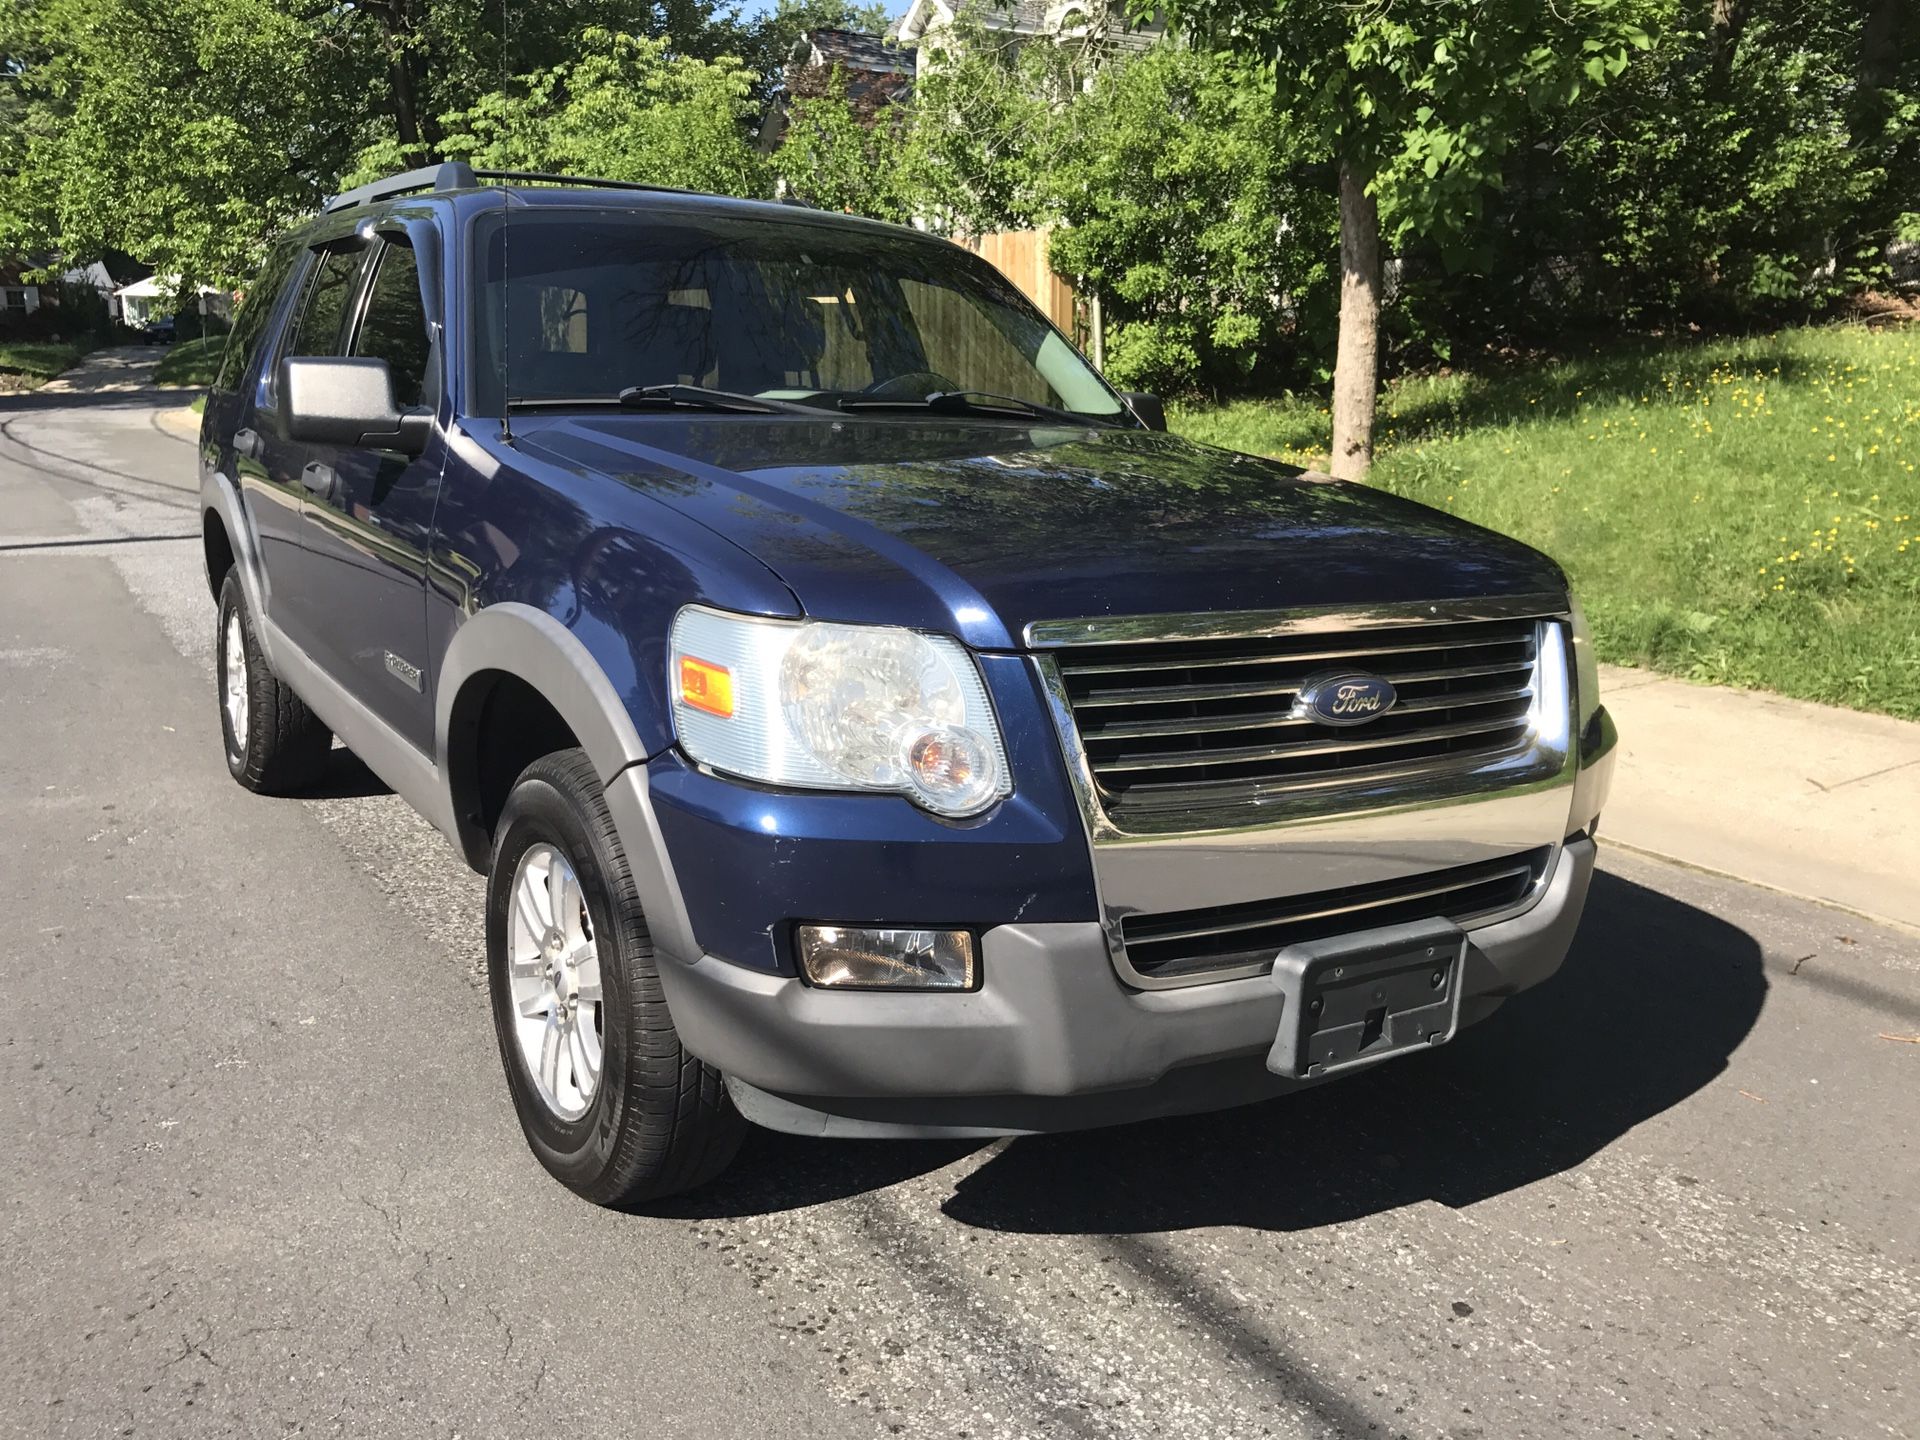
[{"x1": 486, "y1": 749, "x2": 743, "y2": 1206}]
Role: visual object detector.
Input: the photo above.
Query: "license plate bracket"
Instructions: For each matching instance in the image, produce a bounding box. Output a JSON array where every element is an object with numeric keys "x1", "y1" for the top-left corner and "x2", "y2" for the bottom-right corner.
[{"x1": 1266, "y1": 919, "x2": 1467, "y2": 1080}]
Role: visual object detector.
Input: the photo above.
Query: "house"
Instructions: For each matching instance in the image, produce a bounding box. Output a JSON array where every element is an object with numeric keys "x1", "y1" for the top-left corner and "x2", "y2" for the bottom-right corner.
[
  {"x1": 62, "y1": 261, "x2": 122, "y2": 315},
  {"x1": 892, "y1": 0, "x2": 1165, "y2": 67},
  {"x1": 760, "y1": 29, "x2": 918, "y2": 152},
  {"x1": 1, "y1": 260, "x2": 44, "y2": 317},
  {"x1": 113, "y1": 276, "x2": 232, "y2": 329}
]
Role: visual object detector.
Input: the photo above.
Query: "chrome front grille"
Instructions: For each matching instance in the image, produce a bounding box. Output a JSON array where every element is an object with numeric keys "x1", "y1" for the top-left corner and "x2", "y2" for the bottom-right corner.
[
  {"x1": 1118, "y1": 847, "x2": 1551, "y2": 984},
  {"x1": 1049, "y1": 615, "x2": 1549, "y2": 822}
]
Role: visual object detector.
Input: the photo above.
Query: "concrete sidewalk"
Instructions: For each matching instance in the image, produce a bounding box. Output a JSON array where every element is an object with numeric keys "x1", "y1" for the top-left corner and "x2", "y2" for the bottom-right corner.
[{"x1": 1599, "y1": 664, "x2": 1920, "y2": 931}]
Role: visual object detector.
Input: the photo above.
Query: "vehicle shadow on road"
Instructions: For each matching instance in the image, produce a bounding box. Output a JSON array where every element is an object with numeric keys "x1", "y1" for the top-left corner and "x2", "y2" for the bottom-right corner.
[
  {"x1": 304, "y1": 744, "x2": 395, "y2": 800},
  {"x1": 942, "y1": 869, "x2": 1766, "y2": 1234},
  {"x1": 668, "y1": 870, "x2": 1766, "y2": 1228}
]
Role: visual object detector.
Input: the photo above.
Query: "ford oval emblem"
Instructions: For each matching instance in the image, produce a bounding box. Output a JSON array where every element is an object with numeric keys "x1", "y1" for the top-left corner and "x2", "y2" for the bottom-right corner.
[{"x1": 1295, "y1": 672, "x2": 1397, "y2": 727}]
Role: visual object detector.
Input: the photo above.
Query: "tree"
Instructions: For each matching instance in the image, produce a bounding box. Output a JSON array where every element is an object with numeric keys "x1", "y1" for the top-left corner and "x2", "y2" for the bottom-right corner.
[
  {"x1": 0, "y1": 0, "x2": 375, "y2": 288},
  {"x1": 773, "y1": 66, "x2": 913, "y2": 221},
  {"x1": 895, "y1": 16, "x2": 1070, "y2": 235},
  {"x1": 0, "y1": 0, "x2": 778, "y2": 285},
  {"x1": 377, "y1": 29, "x2": 769, "y2": 197},
  {"x1": 1048, "y1": 44, "x2": 1334, "y2": 394},
  {"x1": 1539, "y1": 1, "x2": 1897, "y2": 321},
  {"x1": 1142, "y1": 0, "x2": 1661, "y2": 476}
]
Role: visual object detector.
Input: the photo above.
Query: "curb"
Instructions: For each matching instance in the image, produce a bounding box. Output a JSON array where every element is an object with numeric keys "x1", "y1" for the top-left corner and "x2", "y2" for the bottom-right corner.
[
  {"x1": 152, "y1": 404, "x2": 201, "y2": 442},
  {"x1": 1603, "y1": 837, "x2": 1920, "y2": 941}
]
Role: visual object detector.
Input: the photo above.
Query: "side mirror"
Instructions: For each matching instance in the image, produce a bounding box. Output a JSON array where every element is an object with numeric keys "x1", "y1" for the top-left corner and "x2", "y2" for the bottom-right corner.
[
  {"x1": 1120, "y1": 391, "x2": 1167, "y2": 432},
  {"x1": 280, "y1": 356, "x2": 431, "y2": 455}
]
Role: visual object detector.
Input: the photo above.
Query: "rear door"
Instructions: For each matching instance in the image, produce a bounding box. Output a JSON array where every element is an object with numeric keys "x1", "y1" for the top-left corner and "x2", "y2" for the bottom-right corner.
[{"x1": 295, "y1": 231, "x2": 444, "y2": 751}]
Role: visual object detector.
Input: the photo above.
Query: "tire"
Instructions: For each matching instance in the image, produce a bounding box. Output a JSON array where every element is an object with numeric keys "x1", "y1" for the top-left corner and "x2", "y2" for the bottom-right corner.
[
  {"x1": 486, "y1": 748, "x2": 744, "y2": 1206},
  {"x1": 216, "y1": 572, "x2": 332, "y2": 794}
]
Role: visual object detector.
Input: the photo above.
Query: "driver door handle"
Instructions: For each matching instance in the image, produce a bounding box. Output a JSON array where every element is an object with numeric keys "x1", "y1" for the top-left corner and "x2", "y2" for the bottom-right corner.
[{"x1": 300, "y1": 461, "x2": 338, "y2": 499}]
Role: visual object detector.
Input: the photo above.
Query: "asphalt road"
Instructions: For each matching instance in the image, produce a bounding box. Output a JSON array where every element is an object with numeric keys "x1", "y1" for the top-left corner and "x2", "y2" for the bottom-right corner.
[{"x1": 3, "y1": 361, "x2": 1917, "y2": 1439}]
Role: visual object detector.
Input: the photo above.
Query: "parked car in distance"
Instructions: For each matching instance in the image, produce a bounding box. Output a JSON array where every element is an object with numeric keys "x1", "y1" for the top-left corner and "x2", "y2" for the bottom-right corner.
[
  {"x1": 141, "y1": 316, "x2": 176, "y2": 344},
  {"x1": 199, "y1": 163, "x2": 1616, "y2": 1205}
]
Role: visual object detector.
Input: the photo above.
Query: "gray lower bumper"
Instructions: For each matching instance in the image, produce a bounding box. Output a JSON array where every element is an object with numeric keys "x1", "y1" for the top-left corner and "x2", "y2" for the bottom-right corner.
[{"x1": 655, "y1": 836, "x2": 1598, "y2": 1138}]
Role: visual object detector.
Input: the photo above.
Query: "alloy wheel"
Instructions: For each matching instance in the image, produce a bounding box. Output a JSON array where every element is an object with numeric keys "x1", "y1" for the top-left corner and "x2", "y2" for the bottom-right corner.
[
  {"x1": 223, "y1": 609, "x2": 249, "y2": 752},
  {"x1": 506, "y1": 843, "x2": 604, "y2": 1120}
]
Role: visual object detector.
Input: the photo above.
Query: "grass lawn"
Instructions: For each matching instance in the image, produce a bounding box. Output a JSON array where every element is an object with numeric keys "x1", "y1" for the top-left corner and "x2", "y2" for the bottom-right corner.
[
  {"x1": 0, "y1": 340, "x2": 87, "y2": 387},
  {"x1": 1170, "y1": 323, "x2": 1920, "y2": 720},
  {"x1": 153, "y1": 334, "x2": 226, "y2": 388}
]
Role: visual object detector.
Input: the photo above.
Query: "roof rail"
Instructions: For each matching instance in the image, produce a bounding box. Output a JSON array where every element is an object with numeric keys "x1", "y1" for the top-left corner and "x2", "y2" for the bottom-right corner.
[
  {"x1": 465, "y1": 169, "x2": 695, "y2": 199},
  {"x1": 322, "y1": 161, "x2": 479, "y2": 214},
  {"x1": 322, "y1": 164, "x2": 699, "y2": 216}
]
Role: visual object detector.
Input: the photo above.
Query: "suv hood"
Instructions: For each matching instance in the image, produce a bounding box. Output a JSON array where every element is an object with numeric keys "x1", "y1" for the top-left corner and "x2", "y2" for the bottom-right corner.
[{"x1": 525, "y1": 414, "x2": 1566, "y2": 650}]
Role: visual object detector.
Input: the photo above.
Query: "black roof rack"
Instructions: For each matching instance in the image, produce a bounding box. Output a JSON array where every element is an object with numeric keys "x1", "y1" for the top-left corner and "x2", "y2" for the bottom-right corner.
[
  {"x1": 322, "y1": 162, "x2": 479, "y2": 213},
  {"x1": 322, "y1": 163, "x2": 692, "y2": 214}
]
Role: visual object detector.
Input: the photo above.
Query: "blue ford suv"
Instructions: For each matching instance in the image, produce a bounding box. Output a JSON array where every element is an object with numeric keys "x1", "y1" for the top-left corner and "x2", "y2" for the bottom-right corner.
[{"x1": 199, "y1": 164, "x2": 1616, "y2": 1205}]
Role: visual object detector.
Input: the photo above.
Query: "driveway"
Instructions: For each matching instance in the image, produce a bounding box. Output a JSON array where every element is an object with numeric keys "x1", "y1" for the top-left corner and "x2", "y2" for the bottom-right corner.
[{"x1": 2, "y1": 364, "x2": 1916, "y2": 1438}]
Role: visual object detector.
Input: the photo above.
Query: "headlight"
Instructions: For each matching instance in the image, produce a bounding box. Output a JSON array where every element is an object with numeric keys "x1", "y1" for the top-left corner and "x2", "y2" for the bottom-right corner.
[
  {"x1": 1568, "y1": 594, "x2": 1601, "y2": 733},
  {"x1": 669, "y1": 606, "x2": 1011, "y2": 818}
]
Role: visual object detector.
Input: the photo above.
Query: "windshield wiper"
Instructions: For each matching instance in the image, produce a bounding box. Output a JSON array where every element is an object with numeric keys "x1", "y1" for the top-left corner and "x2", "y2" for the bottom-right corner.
[
  {"x1": 835, "y1": 389, "x2": 1101, "y2": 426},
  {"x1": 616, "y1": 384, "x2": 824, "y2": 415}
]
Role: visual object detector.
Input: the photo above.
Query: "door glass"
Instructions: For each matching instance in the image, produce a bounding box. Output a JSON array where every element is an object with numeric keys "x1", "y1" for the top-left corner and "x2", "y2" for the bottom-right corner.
[
  {"x1": 214, "y1": 240, "x2": 302, "y2": 395},
  {"x1": 354, "y1": 242, "x2": 434, "y2": 408},
  {"x1": 287, "y1": 248, "x2": 361, "y2": 358}
]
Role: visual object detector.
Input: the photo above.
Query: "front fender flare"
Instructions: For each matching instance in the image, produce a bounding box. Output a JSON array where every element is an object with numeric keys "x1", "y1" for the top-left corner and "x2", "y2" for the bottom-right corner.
[
  {"x1": 435, "y1": 602, "x2": 653, "y2": 860},
  {"x1": 434, "y1": 603, "x2": 699, "y2": 962}
]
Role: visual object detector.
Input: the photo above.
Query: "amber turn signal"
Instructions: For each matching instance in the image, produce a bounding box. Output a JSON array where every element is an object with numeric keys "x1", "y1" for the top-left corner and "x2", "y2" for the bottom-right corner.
[{"x1": 678, "y1": 655, "x2": 734, "y2": 718}]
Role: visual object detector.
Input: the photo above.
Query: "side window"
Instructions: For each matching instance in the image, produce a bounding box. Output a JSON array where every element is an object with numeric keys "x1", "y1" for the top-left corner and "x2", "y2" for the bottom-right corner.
[
  {"x1": 212, "y1": 242, "x2": 301, "y2": 396},
  {"x1": 352, "y1": 240, "x2": 434, "y2": 409},
  {"x1": 286, "y1": 247, "x2": 363, "y2": 358}
]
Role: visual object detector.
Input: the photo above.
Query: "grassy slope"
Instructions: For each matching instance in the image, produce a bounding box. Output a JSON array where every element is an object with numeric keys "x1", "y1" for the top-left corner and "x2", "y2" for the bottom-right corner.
[
  {"x1": 153, "y1": 334, "x2": 226, "y2": 388},
  {"x1": 0, "y1": 340, "x2": 87, "y2": 385},
  {"x1": 1170, "y1": 324, "x2": 1920, "y2": 719}
]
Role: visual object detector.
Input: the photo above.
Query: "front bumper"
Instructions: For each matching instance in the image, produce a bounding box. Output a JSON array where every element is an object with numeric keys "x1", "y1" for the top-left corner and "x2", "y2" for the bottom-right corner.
[{"x1": 653, "y1": 835, "x2": 1598, "y2": 1138}]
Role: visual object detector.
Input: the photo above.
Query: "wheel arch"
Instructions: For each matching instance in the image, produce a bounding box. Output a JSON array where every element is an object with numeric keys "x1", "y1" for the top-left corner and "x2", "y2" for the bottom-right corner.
[
  {"x1": 437, "y1": 603, "x2": 656, "y2": 871},
  {"x1": 199, "y1": 470, "x2": 270, "y2": 632}
]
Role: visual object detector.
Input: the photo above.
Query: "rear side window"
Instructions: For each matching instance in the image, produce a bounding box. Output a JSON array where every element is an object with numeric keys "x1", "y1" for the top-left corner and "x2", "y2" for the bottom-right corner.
[
  {"x1": 211, "y1": 242, "x2": 301, "y2": 396},
  {"x1": 286, "y1": 248, "x2": 364, "y2": 358},
  {"x1": 353, "y1": 240, "x2": 434, "y2": 409}
]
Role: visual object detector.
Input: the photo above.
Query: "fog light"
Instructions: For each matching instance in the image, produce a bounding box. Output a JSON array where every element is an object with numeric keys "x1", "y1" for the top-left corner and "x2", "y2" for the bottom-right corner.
[{"x1": 796, "y1": 925, "x2": 976, "y2": 990}]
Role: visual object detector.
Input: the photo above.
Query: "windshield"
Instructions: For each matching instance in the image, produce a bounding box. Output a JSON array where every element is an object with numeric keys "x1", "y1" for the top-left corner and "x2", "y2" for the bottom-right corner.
[{"x1": 470, "y1": 206, "x2": 1127, "y2": 421}]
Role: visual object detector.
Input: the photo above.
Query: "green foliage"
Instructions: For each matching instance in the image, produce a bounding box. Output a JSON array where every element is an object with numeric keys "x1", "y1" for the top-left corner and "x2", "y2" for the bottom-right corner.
[
  {"x1": 1171, "y1": 323, "x2": 1920, "y2": 718},
  {"x1": 0, "y1": 0, "x2": 371, "y2": 288},
  {"x1": 896, "y1": 18, "x2": 1068, "y2": 234},
  {"x1": 0, "y1": 0, "x2": 828, "y2": 285},
  {"x1": 1537, "y1": 1, "x2": 1918, "y2": 320},
  {"x1": 355, "y1": 30, "x2": 769, "y2": 197},
  {"x1": 773, "y1": 69, "x2": 913, "y2": 222},
  {"x1": 1048, "y1": 45, "x2": 1334, "y2": 394},
  {"x1": 1143, "y1": 0, "x2": 1664, "y2": 252}
]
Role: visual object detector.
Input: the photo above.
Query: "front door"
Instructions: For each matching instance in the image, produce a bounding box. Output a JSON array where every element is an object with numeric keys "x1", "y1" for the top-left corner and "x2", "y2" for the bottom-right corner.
[
  {"x1": 296, "y1": 233, "x2": 444, "y2": 752},
  {"x1": 242, "y1": 242, "x2": 366, "y2": 659}
]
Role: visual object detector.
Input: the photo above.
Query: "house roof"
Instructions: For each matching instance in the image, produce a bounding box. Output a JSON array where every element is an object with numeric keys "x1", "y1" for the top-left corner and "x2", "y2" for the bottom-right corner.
[
  {"x1": 784, "y1": 28, "x2": 917, "y2": 111},
  {"x1": 807, "y1": 29, "x2": 914, "y2": 76}
]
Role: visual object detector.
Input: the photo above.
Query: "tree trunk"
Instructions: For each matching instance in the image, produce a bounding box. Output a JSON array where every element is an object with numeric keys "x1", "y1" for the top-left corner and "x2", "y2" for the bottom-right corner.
[
  {"x1": 1329, "y1": 159, "x2": 1380, "y2": 481},
  {"x1": 1707, "y1": 0, "x2": 1749, "y2": 79},
  {"x1": 1859, "y1": 0, "x2": 1904, "y2": 93},
  {"x1": 391, "y1": 53, "x2": 424, "y2": 150}
]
